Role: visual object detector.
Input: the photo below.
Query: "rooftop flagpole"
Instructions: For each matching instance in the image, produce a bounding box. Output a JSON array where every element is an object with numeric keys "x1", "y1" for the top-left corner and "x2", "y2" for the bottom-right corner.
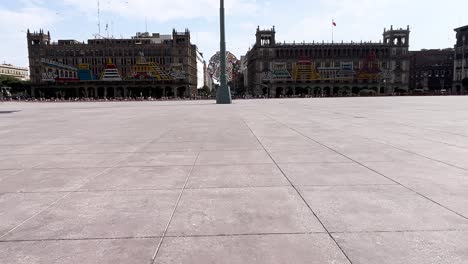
[{"x1": 332, "y1": 19, "x2": 336, "y2": 43}]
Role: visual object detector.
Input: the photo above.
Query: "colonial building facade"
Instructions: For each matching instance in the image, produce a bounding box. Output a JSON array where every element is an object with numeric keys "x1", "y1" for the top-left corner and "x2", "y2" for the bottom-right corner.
[
  {"x1": 0, "y1": 64, "x2": 29, "y2": 81},
  {"x1": 409, "y1": 49, "x2": 453, "y2": 93},
  {"x1": 245, "y1": 26, "x2": 410, "y2": 97},
  {"x1": 27, "y1": 29, "x2": 198, "y2": 99},
  {"x1": 453, "y1": 25, "x2": 468, "y2": 94}
]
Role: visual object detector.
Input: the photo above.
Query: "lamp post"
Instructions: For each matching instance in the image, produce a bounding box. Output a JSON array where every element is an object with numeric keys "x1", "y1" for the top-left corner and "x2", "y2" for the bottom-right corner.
[{"x1": 217, "y1": 0, "x2": 232, "y2": 104}]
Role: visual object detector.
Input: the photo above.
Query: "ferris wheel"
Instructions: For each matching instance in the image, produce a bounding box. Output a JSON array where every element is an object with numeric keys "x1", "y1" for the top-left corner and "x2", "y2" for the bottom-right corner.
[{"x1": 207, "y1": 51, "x2": 239, "y2": 82}]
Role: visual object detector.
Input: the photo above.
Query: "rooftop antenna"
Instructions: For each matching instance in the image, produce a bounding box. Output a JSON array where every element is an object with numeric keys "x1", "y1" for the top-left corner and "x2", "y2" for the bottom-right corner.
[
  {"x1": 145, "y1": 16, "x2": 148, "y2": 33},
  {"x1": 111, "y1": 20, "x2": 114, "y2": 38},
  {"x1": 97, "y1": 0, "x2": 101, "y2": 37}
]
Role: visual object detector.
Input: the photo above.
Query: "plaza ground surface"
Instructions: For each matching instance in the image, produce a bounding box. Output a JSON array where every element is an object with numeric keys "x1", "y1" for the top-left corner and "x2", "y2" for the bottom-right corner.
[{"x1": 1, "y1": 97, "x2": 468, "y2": 264}]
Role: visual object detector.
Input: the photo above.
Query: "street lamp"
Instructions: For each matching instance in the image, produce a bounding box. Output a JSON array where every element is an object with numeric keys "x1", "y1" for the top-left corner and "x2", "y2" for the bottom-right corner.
[{"x1": 216, "y1": 0, "x2": 232, "y2": 104}]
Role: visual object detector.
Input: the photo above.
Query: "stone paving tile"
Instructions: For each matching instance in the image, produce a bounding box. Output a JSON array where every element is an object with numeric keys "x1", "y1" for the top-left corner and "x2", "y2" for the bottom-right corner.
[
  {"x1": 1, "y1": 143, "x2": 145, "y2": 155},
  {"x1": 369, "y1": 133, "x2": 468, "y2": 170},
  {"x1": 329, "y1": 146, "x2": 421, "y2": 162},
  {"x1": 258, "y1": 136, "x2": 321, "y2": 150},
  {"x1": 202, "y1": 140, "x2": 264, "y2": 151},
  {"x1": 334, "y1": 231, "x2": 468, "y2": 264},
  {"x1": 279, "y1": 162, "x2": 394, "y2": 186},
  {"x1": 155, "y1": 234, "x2": 350, "y2": 264},
  {"x1": 0, "y1": 155, "x2": 44, "y2": 170},
  {"x1": 0, "y1": 193, "x2": 64, "y2": 236},
  {"x1": 208, "y1": 135, "x2": 260, "y2": 143},
  {"x1": 167, "y1": 187, "x2": 325, "y2": 236},
  {"x1": 249, "y1": 127, "x2": 299, "y2": 137},
  {"x1": 186, "y1": 164, "x2": 289, "y2": 188},
  {"x1": 81, "y1": 166, "x2": 191, "y2": 190},
  {"x1": 269, "y1": 148, "x2": 350, "y2": 164},
  {"x1": 121, "y1": 152, "x2": 198, "y2": 167},
  {"x1": 2, "y1": 98, "x2": 468, "y2": 263},
  {"x1": 66, "y1": 143, "x2": 147, "y2": 154},
  {"x1": 47, "y1": 136, "x2": 156, "y2": 145},
  {"x1": 157, "y1": 132, "x2": 209, "y2": 142},
  {"x1": 0, "y1": 238, "x2": 159, "y2": 264},
  {"x1": 0, "y1": 145, "x2": 32, "y2": 155},
  {"x1": 299, "y1": 185, "x2": 468, "y2": 232},
  {"x1": 0, "y1": 168, "x2": 105, "y2": 193},
  {"x1": 364, "y1": 159, "x2": 468, "y2": 218},
  {"x1": 141, "y1": 142, "x2": 205, "y2": 152},
  {"x1": 33, "y1": 153, "x2": 129, "y2": 169},
  {"x1": 196, "y1": 150, "x2": 273, "y2": 165},
  {"x1": 0, "y1": 169, "x2": 21, "y2": 182},
  {"x1": 2, "y1": 190, "x2": 180, "y2": 240}
]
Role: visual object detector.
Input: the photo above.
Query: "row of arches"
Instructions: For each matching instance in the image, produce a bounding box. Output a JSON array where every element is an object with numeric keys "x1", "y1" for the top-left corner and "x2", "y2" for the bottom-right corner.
[
  {"x1": 32, "y1": 86, "x2": 189, "y2": 99},
  {"x1": 265, "y1": 86, "x2": 402, "y2": 98}
]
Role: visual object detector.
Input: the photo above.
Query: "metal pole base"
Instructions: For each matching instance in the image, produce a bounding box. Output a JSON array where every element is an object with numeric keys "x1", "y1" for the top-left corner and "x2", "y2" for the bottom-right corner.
[{"x1": 216, "y1": 85, "x2": 232, "y2": 104}]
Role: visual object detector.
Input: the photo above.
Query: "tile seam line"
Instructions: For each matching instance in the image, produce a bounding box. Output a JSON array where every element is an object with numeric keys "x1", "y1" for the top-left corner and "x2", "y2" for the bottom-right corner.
[
  {"x1": 0, "y1": 164, "x2": 118, "y2": 240},
  {"x1": 299, "y1": 106, "x2": 468, "y2": 172},
  {"x1": 365, "y1": 136, "x2": 468, "y2": 172},
  {"x1": 330, "y1": 229, "x2": 468, "y2": 234},
  {"x1": 0, "y1": 231, "x2": 335, "y2": 243},
  {"x1": 0, "y1": 169, "x2": 25, "y2": 186},
  {"x1": 150, "y1": 151, "x2": 201, "y2": 263},
  {"x1": 0, "y1": 135, "x2": 168, "y2": 240},
  {"x1": 241, "y1": 118, "x2": 354, "y2": 264},
  {"x1": 310, "y1": 107, "x2": 468, "y2": 143},
  {"x1": 0, "y1": 183, "x2": 400, "y2": 195},
  {"x1": 0, "y1": 149, "x2": 272, "y2": 156},
  {"x1": 264, "y1": 113, "x2": 468, "y2": 222}
]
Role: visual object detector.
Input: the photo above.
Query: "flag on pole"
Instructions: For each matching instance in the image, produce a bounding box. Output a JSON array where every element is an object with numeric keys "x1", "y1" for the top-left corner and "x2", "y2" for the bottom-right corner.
[{"x1": 332, "y1": 20, "x2": 337, "y2": 27}]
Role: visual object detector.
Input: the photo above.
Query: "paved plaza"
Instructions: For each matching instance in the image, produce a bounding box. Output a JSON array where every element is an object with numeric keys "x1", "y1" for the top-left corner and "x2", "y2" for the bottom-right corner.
[{"x1": 1, "y1": 97, "x2": 468, "y2": 264}]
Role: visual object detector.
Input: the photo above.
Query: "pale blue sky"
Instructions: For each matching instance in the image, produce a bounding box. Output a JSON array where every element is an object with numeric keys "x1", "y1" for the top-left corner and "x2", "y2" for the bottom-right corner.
[{"x1": 1, "y1": 0, "x2": 467, "y2": 67}]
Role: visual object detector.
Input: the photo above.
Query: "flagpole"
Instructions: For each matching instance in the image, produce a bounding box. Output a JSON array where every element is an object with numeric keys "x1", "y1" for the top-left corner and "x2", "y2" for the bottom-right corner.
[{"x1": 332, "y1": 19, "x2": 334, "y2": 43}]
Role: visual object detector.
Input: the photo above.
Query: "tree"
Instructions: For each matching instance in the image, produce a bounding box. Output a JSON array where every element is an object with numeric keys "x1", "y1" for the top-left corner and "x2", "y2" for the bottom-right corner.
[
  {"x1": 198, "y1": 85, "x2": 211, "y2": 97},
  {"x1": 0, "y1": 75, "x2": 31, "y2": 98}
]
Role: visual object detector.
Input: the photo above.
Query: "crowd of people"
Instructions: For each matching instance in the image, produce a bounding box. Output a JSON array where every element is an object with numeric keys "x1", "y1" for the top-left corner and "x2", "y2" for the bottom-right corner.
[{"x1": 0, "y1": 96, "x2": 217, "y2": 102}]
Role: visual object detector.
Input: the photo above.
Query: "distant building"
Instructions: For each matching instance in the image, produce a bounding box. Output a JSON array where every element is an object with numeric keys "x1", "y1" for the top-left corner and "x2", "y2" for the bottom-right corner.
[
  {"x1": 453, "y1": 25, "x2": 468, "y2": 94},
  {"x1": 133, "y1": 32, "x2": 172, "y2": 44},
  {"x1": 245, "y1": 25, "x2": 410, "y2": 97},
  {"x1": 409, "y1": 49, "x2": 453, "y2": 93},
  {"x1": 27, "y1": 29, "x2": 199, "y2": 99},
  {"x1": 204, "y1": 62, "x2": 213, "y2": 91},
  {"x1": 0, "y1": 64, "x2": 29, "y2": 81},
  {"x1": 196, "y1": 49, "x2": 205, "y2": 89}
]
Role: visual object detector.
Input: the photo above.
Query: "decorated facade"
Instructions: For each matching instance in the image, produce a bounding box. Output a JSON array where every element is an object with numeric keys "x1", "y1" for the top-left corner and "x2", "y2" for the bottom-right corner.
[
  {"x1": 245, "y1": 26, "x2": 411, "y2": 97},
  {"x1": 27, "y1": 29, "x2": 198, "y2": 98}
]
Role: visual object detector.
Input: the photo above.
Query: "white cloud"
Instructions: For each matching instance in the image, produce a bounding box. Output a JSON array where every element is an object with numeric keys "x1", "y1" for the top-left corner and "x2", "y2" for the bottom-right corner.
[
  {"x1": 3, "y1": 0, "x2": 468, "y2": 67},
  {"x1": 0, "y1": 7, "x2": 59, "y2": 66},
  {"x1": 61, "y1": 0, "x2": 259, "y2": 22}
]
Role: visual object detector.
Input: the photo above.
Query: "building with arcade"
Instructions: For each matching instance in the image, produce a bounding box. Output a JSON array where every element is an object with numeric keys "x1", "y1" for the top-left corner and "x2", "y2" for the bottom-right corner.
[
  {"x1": 244, "y1": 26, "x2": 411, "y2": 97},
  {"x1": 27, "y1": 29, "x2": 198, "y2": 99}
]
